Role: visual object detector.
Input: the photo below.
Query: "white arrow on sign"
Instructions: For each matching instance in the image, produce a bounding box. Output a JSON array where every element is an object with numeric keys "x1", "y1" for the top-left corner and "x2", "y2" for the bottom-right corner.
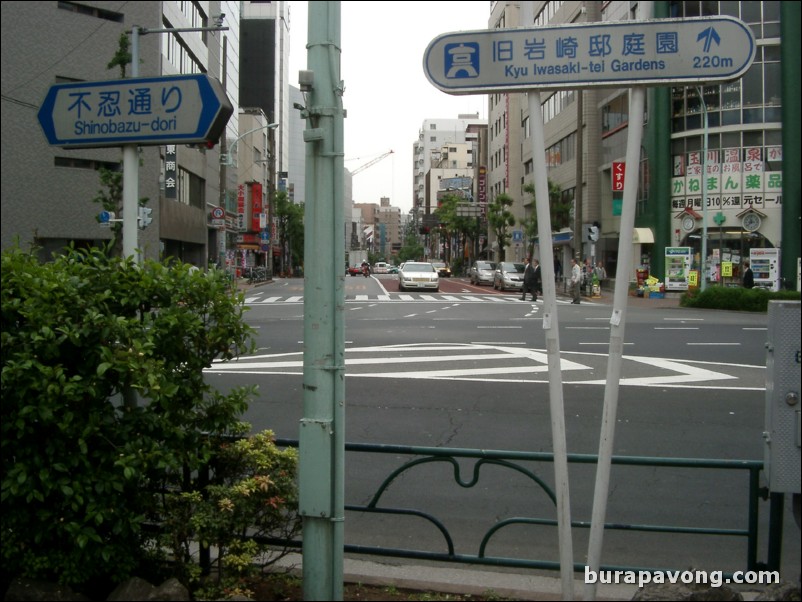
[{"x1": 424, "y1": 16, "x2": 755, "y2": 94}]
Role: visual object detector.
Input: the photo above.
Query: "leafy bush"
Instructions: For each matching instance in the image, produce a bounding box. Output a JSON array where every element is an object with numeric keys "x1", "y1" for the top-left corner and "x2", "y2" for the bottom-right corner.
[
  {"x1": 680, "y1": 285, "x2": 800, "y2": 312},
  {"x1": 1, "y1": 246, "x2": 257, "y2": 587},
  {"x1": 165, "y1": 430, "x2": 300, "y2": 600}
]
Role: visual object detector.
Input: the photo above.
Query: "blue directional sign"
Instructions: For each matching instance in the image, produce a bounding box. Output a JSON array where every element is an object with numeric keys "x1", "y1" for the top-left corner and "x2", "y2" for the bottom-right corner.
[
  {"x1": 38, "y1": 74, "x2": 233, "y2": 148},
  {"x1": 424, "y1": 16, "x2": 755, "y2": 94}
]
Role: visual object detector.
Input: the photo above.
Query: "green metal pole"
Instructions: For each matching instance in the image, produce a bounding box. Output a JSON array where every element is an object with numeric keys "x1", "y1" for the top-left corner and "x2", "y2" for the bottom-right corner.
[
  {"x1": 299, "y1": 2, "x2": 345, "y2": 600},
  {"x1": 781, "y1": 3, "x2": 801, "y2": 290}
]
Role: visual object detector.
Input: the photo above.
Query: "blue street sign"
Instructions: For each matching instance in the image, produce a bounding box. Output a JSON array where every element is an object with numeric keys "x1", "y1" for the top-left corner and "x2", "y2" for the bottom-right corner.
[
  {"x1": 38, "y1": 74, "x2": 233, "y2": 148},
  {"x1": 424, "y1": 16, "x2": 755, "y2": 94},
  {"x1": 99, "y1": 211, "x2": 112, "y2": 224}
]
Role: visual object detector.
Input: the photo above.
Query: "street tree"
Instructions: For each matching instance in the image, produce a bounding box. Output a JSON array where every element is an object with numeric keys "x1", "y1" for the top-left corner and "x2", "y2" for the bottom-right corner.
[
  {"x1": 522, "y1": 180, "x2": 568, "y2": 259},
  {"x1": 487, "y1": 193, "x2": 515, "y2": 262},
  {"x1": 398, "y1": 221, "x2": 424, "y2": 262},
  {"x1": 272, "y1": 191, "x2": 304, "y2": 275}
]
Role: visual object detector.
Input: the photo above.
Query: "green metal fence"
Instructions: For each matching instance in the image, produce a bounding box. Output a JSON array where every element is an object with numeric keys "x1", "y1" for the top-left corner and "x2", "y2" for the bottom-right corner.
[{"x1": 270, "y1": 439, "x2": 783, "y2": 577}]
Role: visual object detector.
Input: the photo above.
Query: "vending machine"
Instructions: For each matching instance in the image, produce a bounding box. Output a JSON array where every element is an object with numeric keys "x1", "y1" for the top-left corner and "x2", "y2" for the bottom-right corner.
[
  {"x1": 664, "y1": 247, "x2": 692, "y2": 291},
  {"x1": 750, "y1": 248, "x2": 781, "y2": 291}
]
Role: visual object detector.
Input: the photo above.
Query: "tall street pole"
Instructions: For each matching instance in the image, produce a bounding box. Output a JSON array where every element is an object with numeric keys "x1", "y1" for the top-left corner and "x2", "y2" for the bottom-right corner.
[
  {"x1": 125, "y1": 26, "x2": 143, "y2": 263},
  {"x1": 298, "y1": 2, "x2": 345, "y2": 599}
]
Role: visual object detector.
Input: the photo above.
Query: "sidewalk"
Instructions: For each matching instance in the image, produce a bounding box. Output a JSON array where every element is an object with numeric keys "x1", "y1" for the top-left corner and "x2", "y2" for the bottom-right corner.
[
  {"x1": 574, "y1": 287, "x2": 684, "y2": 310},
  {"x1": 273, "y1": 553, "x2": 638, "y2": 601},
  {"x1": 551, "y1": 279, "x2": 683, "y2": 310}
]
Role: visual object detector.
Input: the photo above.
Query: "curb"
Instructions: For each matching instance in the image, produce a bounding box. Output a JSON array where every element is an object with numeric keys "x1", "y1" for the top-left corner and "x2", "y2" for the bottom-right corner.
[{"x1": 273, "y1": 554, "x2": 638, "y2": 601}]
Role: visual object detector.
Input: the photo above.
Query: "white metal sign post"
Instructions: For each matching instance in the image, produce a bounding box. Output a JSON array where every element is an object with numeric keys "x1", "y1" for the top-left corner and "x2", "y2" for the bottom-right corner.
[{"x1": 425, "y1": 13, "x2": 754, "y2": 601}]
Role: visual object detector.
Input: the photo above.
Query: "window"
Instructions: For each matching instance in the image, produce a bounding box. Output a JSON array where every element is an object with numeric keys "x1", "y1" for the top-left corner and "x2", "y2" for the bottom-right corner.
[
  {"x1": 545, "y1": 132, "x2": 576, "y2": 168},
  {"x1": 54, "y1": 157, "x2": 121, "y2": 171},
  {"x1": 58, "y1": 1, "x2": 123, "y2": 22},
  {"x1": 602, "y1": 94, "x2": 628, "y2": 135}
]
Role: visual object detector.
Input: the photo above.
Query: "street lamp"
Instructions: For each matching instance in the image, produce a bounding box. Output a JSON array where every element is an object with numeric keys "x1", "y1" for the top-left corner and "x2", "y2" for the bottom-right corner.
[
  {"x1": 123, "y1": 18, "x2": 229, "y2": 263},
  {"x1": 220, "y1": 123, "x2": 279, "y2": 166}
]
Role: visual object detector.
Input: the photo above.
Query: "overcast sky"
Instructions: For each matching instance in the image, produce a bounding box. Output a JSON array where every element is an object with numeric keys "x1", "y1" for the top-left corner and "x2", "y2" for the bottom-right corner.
[{"x1": 288, "y1": 1, "x2": 491, "y2": 213}]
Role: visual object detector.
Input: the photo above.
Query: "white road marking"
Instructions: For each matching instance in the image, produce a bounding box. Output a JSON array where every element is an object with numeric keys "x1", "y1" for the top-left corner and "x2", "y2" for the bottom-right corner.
[{"x1": 207, "y1": 343, "x2": 757, "y2": 389}]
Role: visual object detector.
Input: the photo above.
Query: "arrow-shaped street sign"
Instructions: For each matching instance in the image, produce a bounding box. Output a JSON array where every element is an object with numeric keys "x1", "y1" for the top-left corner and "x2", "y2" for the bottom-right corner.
[
  {"x1": 424, "y1": 16, "x2": 755, "y2": 94},
  {"x1": 37, "y1": 74, "x2": 233, "y2": 148}
]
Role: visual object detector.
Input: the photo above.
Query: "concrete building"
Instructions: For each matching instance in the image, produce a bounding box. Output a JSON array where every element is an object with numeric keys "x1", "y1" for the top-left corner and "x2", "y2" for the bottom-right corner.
[
  {"x1": 238, "y1": 1, "x2": 292, "y2": 274},
  {"x1": 414, "y1": 115, "x2": 485, "y2": 216},
  {"x1": 486, "y1": 1, "x2": 798, "y2": 289},
  {"x1": 1, "y1": 1, "x2": 237, "y2": 267}
]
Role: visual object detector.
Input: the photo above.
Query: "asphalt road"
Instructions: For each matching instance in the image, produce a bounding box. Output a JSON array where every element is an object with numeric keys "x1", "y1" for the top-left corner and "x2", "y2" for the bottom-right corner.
[{"x1": 204, "y1": 275, "x2": 800, "y2": 581}]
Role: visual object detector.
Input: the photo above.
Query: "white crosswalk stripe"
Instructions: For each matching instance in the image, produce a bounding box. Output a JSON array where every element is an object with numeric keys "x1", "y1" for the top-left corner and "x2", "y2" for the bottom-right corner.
[{"x1": 245, "y1": 294, "x2": 549, "y2": 305}]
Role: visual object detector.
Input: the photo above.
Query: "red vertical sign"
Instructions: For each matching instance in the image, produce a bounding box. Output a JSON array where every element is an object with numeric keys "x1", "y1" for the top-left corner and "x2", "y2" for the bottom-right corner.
[
  {"x1": 251, "y1": 183, "x2": 262, "y2": 232},
  {"x1": 612, "y1": 161, "x2": 626, "y2": 191},
  {"x1": 237, "y1": 184, "x2": 246, "y2": 231}
]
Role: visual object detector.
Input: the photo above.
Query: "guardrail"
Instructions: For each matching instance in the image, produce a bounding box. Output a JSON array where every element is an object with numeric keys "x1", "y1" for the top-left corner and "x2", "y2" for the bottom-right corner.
[{"x1": 266, "y1": 439, "x2": 784, "y2": 577}]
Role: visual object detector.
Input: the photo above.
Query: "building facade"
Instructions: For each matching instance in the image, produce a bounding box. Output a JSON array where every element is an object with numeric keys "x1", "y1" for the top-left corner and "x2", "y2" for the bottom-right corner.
[
  {"x1": 484, "y1": 1, "x2": 799, "y2": 289},
  {"x1": 1, "y1": 1, "x2": 235, "y2": 267}
]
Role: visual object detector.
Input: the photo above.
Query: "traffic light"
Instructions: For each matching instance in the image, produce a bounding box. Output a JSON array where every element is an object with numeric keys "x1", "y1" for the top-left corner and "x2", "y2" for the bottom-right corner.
[
  {"x1": 587, "y1": 222, "x2": 600, "y2": 242},
  {"x1": 138, "y1": 206, "x2": 153, "y2": 229}
]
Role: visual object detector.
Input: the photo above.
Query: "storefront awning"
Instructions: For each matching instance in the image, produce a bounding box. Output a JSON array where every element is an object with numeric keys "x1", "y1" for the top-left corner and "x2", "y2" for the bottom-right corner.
[{"x1": 633, "y1": 228, "x2": 654, "y2": 244}]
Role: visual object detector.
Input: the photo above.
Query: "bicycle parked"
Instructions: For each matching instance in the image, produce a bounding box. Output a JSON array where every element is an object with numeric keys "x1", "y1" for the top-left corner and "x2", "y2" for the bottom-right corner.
[{"x1": 245, "y1": 266, "x2": 269, "y2": 285}]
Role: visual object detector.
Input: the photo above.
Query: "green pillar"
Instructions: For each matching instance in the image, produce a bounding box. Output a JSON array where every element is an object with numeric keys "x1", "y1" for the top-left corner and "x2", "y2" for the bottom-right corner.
[
  {"x1": 645, "y1": 1, "x2": 671, "y2": 282},
  {"x1": 781, "y1": 3, "x2": 801, "y2": 290},
  {"x1": 299, "y1": 2, "x2": 345, "y2": 600}
]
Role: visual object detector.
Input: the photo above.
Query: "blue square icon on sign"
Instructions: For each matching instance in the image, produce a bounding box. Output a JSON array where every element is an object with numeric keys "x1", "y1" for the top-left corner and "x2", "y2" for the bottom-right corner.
[{"x1": 444, "y1": 43, "x2": 480, "y2": 79}]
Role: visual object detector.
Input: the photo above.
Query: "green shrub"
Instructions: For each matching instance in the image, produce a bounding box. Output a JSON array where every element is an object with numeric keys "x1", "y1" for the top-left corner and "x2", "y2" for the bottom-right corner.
[
  {"x1": 680, "y1": 285, "x2": 800, "y2": 312},
  {"x1": 1, "y1": 245, "x2": 256, "y2": 587},
  {"x1": 169, "y1": 430, "x2": 301, "y2": 600}
]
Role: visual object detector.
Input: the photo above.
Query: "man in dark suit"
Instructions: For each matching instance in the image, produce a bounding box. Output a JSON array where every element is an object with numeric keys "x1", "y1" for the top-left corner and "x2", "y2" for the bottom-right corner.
[
  {"x1": 742, "y1": 260, "x2": 754, "y2": 289},
  {"x1": 521, "y1": 258, "x2": 541, "y2": 301}
]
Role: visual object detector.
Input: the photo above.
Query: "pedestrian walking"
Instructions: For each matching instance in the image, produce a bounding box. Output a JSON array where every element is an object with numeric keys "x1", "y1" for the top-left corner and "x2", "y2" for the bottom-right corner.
[
  {"x1": 742, "y1": 260, "x2": 754, "y2": 289},
  {"x1": 570, "y1": 258, "x2": 581, "y2": 304},
  {"x1": 594, "y1": 261, "x2": 607, "y2": 283},
  {"x1": 521, "y1": 258, "x2": 541, "y2": 301}
]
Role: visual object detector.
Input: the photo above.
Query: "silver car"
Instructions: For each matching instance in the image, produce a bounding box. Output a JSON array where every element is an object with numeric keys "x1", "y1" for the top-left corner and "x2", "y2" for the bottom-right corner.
[
  {"x1": 398, "y1": 262, "x2": 439, "y2": 292},
  {"x1": 470, "y1": 260, "x2": 496, "y2": 286},
  {"x1": 493, "y1": 262, "x2": 525, "y2": 291}
]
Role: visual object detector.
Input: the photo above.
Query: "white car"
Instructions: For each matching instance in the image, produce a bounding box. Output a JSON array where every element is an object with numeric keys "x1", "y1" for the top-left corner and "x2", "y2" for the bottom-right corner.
[
  {"x1": 373, "y1": 262, "x2": 389, "y2": 274},
  {"x1": 398, "y1": 262, "x2": 439, "y2": 292}
]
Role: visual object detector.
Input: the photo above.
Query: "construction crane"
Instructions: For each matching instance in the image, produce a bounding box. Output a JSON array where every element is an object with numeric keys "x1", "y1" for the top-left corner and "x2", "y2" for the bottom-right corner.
[{"x1": 350, "y1": 150, "x2": 393, "y2": 175}]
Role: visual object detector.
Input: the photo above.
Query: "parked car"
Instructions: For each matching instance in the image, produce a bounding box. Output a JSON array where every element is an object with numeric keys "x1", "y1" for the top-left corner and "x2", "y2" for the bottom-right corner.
[
  {"x1": 431, "y1": 261, "x2": 451, "y2": 278},
  {"x1": 493, "y1": 261, "x2": 525, "y2": 291},
  {"x1": 398, "y1": 262, "x2": 439, "y2": 292},
  {"x1": 347, "y1": 265, "x2": 363, "y2": 276},
  {"x1": 470, "y1": 260, "x2": 497, "y2": 286},
  {"x1": 373, "y1": 262, "x2": 389, "y2": 274}
]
